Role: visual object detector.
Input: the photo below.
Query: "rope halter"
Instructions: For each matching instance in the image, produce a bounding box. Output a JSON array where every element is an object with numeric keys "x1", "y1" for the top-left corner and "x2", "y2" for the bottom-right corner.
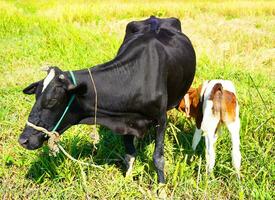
[
  {"x1": 25, "y1": 70, "x2": 103, "y2": 169},
  {"x1": 26, "y1": 70, "x2": 76, "y2": 156},
  {"x1": 26, "y1": 121, "x2": 60, "y2": 156}
]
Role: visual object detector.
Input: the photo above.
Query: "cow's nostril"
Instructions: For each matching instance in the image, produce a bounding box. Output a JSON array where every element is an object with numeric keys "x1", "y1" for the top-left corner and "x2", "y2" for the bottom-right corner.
[{"x1": 19, "y1": 138, "x2": 28, "y2": 145}]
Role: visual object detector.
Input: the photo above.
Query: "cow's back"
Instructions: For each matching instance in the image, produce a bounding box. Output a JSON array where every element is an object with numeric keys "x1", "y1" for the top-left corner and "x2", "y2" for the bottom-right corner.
[
  {"x1": 145, "y1": 26, "x2": 196, "y2": 109},
  {"x1": 122, "y1": 16, "x2": 196, "y2": 109},
  {"x1": 94, "y1": 17, "x2": 195, "y2": 117}
]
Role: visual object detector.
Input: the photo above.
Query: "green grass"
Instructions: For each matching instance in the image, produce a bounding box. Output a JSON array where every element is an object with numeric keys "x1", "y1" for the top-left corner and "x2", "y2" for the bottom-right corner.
[{"x1": 0, "y1": 0, "x2": 274, "y2": 199}]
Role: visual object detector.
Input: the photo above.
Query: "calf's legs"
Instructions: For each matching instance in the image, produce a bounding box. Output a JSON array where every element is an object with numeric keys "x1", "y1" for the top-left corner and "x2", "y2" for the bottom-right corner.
[
  {"x1": 226, "y1": 117, "x2": 241, "y2": 177},
  {"x1": 192, "y1": 127, "x2": 202, "y2": 150},
  {"x1": 205, "y1": 129, "x2": 218, "y2": 173},
  {"x1": 200, "y1": 101, "x2": 220, "y2": 173}
]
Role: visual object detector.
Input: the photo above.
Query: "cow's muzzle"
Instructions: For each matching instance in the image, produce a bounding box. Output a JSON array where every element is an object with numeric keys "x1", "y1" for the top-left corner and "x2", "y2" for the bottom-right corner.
[{"x1": 18, "y1": 126, "x2": 46, "y2": 150}]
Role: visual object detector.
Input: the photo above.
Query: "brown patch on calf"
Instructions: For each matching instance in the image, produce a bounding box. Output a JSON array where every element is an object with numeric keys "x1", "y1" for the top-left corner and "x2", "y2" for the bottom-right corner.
[
  {"x1": 222, "y1": 90, "x2": 237, "y2": 122},
  {"x1": 210, "y1": 83, "x2": 236, "y2": 122}
]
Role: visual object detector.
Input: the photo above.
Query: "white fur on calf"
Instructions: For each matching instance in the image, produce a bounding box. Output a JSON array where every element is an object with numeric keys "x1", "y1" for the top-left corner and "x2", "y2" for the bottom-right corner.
[
  {"x1": 226, "y1": 110, "x2": 241, "y2": 176},
  {"x1": 192, "y1": 127, "x2": 202, "y2": 150},
  {"x1": 179, "y1": 80, "x2": 241, "y2": 176}
]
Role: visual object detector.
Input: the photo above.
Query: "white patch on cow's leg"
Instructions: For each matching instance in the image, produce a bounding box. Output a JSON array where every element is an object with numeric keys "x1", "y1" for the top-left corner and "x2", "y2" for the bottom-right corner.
[
  {"x1": 157, "y1": 183, "x2": 167, "y2": 199},
  {"x1": 192, "y1": 128, "x2": 202, "y2": 150},
  {"x1": 125, "y1": 154, "x2": 135, "y2": 177},
  {"x1": 42, "y1": 69, "x2": 55, "y2": 92},
  {"x1": 226, "y1": 116, "x2": 241, "y2": 177}
]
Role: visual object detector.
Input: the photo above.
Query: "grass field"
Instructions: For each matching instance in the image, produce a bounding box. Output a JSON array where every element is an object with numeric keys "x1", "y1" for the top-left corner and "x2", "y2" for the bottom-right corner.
[{"x1": 0, "y1": 0, "x2": 274, "y2": 199}]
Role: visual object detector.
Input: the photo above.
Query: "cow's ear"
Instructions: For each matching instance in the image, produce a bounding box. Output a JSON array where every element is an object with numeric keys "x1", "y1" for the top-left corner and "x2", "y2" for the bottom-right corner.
[
  {"x1": 23, "y1": 81, "x2": 40, "y2": 95},
  {"x1": 67, "y1": 83, "x2": 87, "y2": 95},
  {"x1": 58, "y1": 74, "x2": 87, "y2": 95}
]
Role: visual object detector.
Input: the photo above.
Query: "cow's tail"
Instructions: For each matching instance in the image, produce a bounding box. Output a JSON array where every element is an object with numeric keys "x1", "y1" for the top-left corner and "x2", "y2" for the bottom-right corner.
[{"x1": 209, "y1": 83, "x2": 223, "y2": 118}]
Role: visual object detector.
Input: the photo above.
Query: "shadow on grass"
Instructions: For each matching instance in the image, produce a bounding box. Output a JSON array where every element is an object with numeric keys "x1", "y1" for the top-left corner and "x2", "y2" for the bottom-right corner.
[
  {"x1": 26, "y1": 127, "x2": 121, "y2": 183},
  {"x1": 26, "y1": 126, "x2": 156, "y2": 183},
  {"x1": 169, "y1": 116, "x2": 206, "y2": 158},
  {"x1": 26, "y1": 115, "x2": 204, "y2": 183}
]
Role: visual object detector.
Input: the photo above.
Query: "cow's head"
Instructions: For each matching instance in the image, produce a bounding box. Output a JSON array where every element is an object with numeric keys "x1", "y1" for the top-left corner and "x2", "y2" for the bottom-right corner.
[{"x1": 19, "y1": 67, "x2": 86, "y2": 150}]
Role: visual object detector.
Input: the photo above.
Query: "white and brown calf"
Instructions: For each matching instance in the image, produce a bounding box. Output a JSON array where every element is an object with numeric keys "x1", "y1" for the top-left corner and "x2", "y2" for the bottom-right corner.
[{"x1": 178, "y1": 80, "x2": 241, "y2": 176}]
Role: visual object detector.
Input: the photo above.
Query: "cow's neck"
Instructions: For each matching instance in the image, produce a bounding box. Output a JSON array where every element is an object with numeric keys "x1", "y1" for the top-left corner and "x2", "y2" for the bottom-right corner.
[{"x1": 68, "y1": 58, "x2": 138, "y2": 124}]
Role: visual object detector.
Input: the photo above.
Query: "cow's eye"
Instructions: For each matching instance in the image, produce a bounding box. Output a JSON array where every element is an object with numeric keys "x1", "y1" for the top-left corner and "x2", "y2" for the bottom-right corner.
[
  {"x1": 41, "y1": 86, "x2": 66, "y2": 109},
  {"x1": 47, "y1": 98, "x2": 58, "y2": 108}
]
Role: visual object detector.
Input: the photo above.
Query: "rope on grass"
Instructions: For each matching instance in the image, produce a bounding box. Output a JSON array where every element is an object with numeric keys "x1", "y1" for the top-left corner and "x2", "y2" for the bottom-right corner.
[{"x1": 57, "y1": 144, "x2": 103, "y2": 169}]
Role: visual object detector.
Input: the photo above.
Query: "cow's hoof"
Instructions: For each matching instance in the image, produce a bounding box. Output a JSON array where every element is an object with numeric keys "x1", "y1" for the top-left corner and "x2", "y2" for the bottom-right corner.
[
  {"x1": 125, "y1": 154, "x2": 135, "y2": 177},
  {"x1": 157, "y1": 183, "x2": 167, "y2": 199}
]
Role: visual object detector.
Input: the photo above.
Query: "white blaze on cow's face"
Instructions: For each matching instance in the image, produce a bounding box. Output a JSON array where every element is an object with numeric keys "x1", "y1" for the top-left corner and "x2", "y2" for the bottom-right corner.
[{"x1": 42, "y1": 69, "x2": 55, "y2": 92}]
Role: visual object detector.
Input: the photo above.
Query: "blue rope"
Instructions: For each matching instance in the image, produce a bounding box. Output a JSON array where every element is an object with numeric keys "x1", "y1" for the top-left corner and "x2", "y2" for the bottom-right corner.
[{"x1": 52, "y1": 71, "x2": 76, "y2": 132}]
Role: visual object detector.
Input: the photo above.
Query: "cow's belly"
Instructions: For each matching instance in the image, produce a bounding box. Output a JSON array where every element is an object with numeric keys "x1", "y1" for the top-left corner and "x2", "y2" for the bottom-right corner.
[{"x1": 97, "y1": 116, "x2": 153, "y2": 138}]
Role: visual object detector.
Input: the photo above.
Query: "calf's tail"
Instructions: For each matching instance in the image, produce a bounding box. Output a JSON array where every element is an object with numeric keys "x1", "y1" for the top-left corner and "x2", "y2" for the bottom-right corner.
[{"x1": 209, "y1": 83, "x2": 223, "y2": 118}]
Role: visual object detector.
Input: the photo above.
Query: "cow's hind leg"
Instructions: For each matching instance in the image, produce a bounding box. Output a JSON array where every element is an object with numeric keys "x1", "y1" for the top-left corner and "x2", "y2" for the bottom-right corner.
[
  {"x1": 123, "y1": 135, "x2": 136, "y2": 177},
  {"x1": 153, "y1": 114, "x2": 167, "y2": 184}
]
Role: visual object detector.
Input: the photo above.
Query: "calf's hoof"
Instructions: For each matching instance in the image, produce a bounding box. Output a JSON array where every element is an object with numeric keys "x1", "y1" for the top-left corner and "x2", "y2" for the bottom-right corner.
[{"x1": 236, "y1": 170, "x2": 241, "y2": 180}]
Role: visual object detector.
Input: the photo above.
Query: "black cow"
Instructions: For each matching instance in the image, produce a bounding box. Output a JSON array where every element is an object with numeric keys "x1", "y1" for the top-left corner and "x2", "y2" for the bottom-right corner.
[{"x1": 19, "y1": 16, "x2": 196, "y2": 184}]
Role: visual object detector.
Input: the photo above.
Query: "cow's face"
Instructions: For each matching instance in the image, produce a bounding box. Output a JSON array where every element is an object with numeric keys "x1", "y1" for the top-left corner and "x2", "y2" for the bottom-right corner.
[{"x1": 19, "y1": 67, "x2": 86, "y2": 150}]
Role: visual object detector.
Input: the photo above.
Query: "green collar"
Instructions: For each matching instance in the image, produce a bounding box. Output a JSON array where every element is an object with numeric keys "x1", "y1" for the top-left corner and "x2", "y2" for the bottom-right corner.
[{"x1": 52, "y1": 71, "x2": 76, "y2": 132}]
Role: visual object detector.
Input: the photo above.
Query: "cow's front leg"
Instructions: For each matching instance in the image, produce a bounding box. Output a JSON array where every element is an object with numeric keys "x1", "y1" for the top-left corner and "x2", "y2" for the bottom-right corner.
[
  {"x1": 153, "y1": 114, "x2": 167, "y2": 184},
  {"x1": 123, "y1": 135, "x2": 136, "y2": 177}
]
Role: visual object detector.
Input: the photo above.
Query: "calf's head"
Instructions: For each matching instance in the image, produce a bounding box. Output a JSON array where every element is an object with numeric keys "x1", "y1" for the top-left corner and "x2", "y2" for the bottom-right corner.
[
  {"x1": 178, "y1": 85, "x2": 202, "y2": 119},
  {"x1": 19, "y1": 67, "x2": 86, "y2": 150}
]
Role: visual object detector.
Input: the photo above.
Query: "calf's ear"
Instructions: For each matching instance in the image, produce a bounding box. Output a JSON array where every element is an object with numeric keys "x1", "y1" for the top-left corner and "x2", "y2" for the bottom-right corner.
[
  {"x1": 184, "y1": 94, "x2": 191, "y2": 117},
  {"x1": 23, "y1": 81, "x2": 40, "y2": 95}
]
